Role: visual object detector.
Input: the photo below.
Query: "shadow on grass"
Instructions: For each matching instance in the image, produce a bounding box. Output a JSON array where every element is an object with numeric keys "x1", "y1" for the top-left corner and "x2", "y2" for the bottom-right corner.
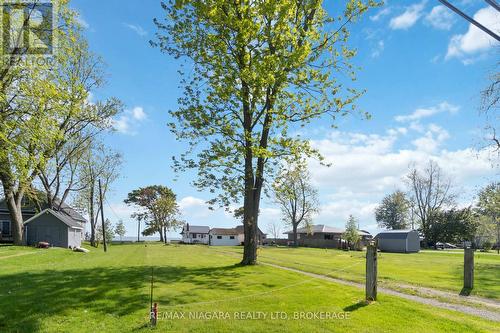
[
  {"x1": 343, "y1": 300, "x2": 369, "y2": 312},
  {"x1": 0, "y1": 264, "x2": 248, "y2": 332},
  {"x1": 453, "y1": 263, "x2": 499, "y2": 299}
]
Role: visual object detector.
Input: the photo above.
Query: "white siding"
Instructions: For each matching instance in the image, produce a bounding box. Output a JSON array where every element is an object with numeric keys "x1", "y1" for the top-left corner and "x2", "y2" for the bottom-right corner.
[
  {"x1": 182, "y1": 233, "x2": 209, "y2": 244},
  {"x1": 210, "y1": 234, "x2": 240, "y2": 246}
]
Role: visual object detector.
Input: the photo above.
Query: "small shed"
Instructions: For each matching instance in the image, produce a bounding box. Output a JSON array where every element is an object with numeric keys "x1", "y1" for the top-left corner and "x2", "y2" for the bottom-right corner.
[
  {"x1": 374, "y1": 230, "x2": 420, "y2": 253},
  {"x1": 24, "y1": 209, "x2": 84, "y2": 248}
]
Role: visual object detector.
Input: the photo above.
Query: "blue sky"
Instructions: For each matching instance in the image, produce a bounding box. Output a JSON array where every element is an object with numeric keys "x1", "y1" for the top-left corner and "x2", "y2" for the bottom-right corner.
[{"x1": 72, "y1": 0, "x2": 499, "y2": 237}]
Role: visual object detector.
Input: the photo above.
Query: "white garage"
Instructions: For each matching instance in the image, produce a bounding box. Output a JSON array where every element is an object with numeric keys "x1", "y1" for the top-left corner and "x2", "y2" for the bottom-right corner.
[{"x1": 209, "y1": 228, "x2": 241, "y2": 246}]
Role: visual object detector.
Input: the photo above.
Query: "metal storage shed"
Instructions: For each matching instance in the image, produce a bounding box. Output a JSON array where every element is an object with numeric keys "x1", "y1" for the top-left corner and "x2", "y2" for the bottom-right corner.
[{"x1": 374, "y1": 230, "x2": 420, "y2": 253}]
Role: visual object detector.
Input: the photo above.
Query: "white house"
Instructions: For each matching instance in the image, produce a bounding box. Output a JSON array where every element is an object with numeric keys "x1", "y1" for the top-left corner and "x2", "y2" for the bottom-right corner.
[
  {"x1": 209, "y1": 225, "x2": 267, "y2": 246},
  {"x1": 209, "y1": 228, "x2": 241, "y2": 246},
  {"x1": 181, "y1": 224, "x2": 210, "y2": 244}
]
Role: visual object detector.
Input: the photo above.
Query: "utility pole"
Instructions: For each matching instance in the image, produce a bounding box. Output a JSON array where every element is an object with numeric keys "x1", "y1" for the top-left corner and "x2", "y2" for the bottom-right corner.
[{"x1": 99, "y1": 179, "x2": 107, "y2": 252}]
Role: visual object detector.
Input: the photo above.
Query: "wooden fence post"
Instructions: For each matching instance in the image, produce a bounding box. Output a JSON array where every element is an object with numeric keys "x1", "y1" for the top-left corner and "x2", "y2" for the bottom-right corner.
[
  {"x1": 366, "y1": 244, "x2": 377, "y2": 301},
  {"x1": 464, "y1": 248, "x2": 474, "y2": 290}
]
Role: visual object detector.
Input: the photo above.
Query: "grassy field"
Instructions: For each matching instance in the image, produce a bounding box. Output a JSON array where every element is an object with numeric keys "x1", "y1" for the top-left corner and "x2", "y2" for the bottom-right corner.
[
  {"x1": 213, "y1": 246, "x2": 500, "y2": 300},
  {"x1": 0, "y1": 244, "x2": 499, "y2": 332}
]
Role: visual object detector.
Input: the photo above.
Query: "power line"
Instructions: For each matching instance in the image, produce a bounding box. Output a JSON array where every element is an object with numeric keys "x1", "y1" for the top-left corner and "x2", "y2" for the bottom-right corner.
[
  {"x1": 104, "y1": 197, "x2": 122, "y2": 222},
  {"x1": 484, "y1": 0, "x2": 500, "y2": 12},
  {"x1": 438, "y1": 0, "x2": 500, "y2": 42}
]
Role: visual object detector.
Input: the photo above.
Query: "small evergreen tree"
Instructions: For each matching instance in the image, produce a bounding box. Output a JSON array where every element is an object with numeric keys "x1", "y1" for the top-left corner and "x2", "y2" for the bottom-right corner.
[
  {"x1": 344, "y1": 215, "x2": 360, "y2": 250},
  {"x1": 115, "y1": 220, "x2": 126, "y2": 241}
]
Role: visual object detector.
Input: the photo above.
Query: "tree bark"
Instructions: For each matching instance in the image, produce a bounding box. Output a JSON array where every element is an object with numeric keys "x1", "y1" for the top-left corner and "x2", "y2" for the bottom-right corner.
[
  {"x1": 5, "y1": 190, "x2": 24, "y2": 245},
  {"x1": 292, "y1": 224, "x2": 298, "y2": 247},
  {"x1": 159, "y1": 228, "x2": 164, "y2": 243}
]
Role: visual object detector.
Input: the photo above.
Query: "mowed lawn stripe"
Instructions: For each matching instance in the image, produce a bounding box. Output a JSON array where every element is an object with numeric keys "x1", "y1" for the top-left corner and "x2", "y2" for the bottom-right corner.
[
  {"x1": 0, "y1": 244, "x2": 498, "y2": 332},
  {"x1": 213, "y1": 246, "x2": 500, "y2": 300}
]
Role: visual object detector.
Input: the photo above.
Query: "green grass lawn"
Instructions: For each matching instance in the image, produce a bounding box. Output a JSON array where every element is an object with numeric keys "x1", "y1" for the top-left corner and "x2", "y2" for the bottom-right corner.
[
  {"x1": 0, "y1": 244, "x2": 498, "y2": 332},
  {"x1": 214, "y1": 246, "x2": 500, "y2": 300}
]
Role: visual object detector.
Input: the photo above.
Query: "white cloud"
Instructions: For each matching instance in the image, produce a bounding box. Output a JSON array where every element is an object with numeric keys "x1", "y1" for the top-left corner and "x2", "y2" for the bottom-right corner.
[
  {"x1": 112, "y1": 116, "x2": 132, "y2": 135},
  {"x1": 395, "y1": 101, "x2": 459, "y2": 122},
  {"x1": 389, "y1": 1, "x2": 427, "y2": 30},
  {"x1": 112, "y1": 106, "x2": 147, "y2": 135},
  {"x1": 411, "y1": 124, "x2": 450, "y2": 153},
  {"x1": 371, "y1": 40, "x2": 385, "y2": 58},
  {"x1": 446, "y1": 7, "x2": 500, "y2": 60},
  {"x1": 124, "y1": 23, "x2": 148, "y2": 37},
  {"x1": 179, "y1": 196, "x2": 214, "y2": 218},
  {"x1": 370, "y1": 7, "x2": 391, "y2": 21},
  {"x1": 307, "y1": 126, "x2": 498, "y2": 231},
  {"x1": 425, "y1": 5, "x2": 454, "y2": 30},
  {"x1": 132, "y1": 106, "x2": 147, "y2": 120}
]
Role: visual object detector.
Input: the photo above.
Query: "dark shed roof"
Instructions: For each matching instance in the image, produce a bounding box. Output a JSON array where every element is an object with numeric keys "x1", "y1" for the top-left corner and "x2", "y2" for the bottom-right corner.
[
  {"x1": 375, "y1": 230, "x2": 416, "y2": 240},
  {"x1": 24, "y1": 209, "x2": 84, "y2": 229}
]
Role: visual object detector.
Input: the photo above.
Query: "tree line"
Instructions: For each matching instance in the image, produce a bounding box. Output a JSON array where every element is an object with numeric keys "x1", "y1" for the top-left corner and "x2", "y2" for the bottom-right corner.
[
  {"x1": 0, "y1": 1, "x2": 122, "y2": 246},
  {"x1": 375, "y1": 160, "x2": 499, "y2": 250}
]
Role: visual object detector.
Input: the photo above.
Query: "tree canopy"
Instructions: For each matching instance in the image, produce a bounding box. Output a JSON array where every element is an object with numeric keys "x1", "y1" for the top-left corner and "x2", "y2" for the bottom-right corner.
[
  {"x1": 375, "y1": 190, "x2": 410, "y2": 230},
  {"x1": 154, "y1": 0, "x2": 378, "y2": 264}
]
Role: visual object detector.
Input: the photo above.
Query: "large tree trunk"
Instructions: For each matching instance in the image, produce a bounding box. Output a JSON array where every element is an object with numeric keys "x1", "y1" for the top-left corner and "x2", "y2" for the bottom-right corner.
[
  {"x1": 0, "y1": 170, "x2": 25, "y2": 245},
  {"x1": 241, "y1": 142, "x2": 260, "y2": 265},
  {"x1": 242, "y1": 196, "x2": 258, "y2": 265},
  {"x1": 159, "y1": 228, "x2": 164, "y2": 243},
  {"x1": 292, "y1": 224, "x2": 298, "y2": 247},
  {"x1": 5, "y1": 191, "x2": 24, "y2": 245}
]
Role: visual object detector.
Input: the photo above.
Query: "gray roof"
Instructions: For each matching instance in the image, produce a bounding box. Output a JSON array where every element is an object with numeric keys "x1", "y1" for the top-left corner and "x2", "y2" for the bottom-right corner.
[
  {"x1": 53, "y1": 199, "x2": 87, "y2": 225},
  {"x1": 209, "y1": 228, "x2": 239, "y2": 235},
  {"x1": 285, "y1": 224, "x2": 372, "y2": 236},
  {"x1": 182, "y1": 225, "x2": 210, "y2": 234},
  {"x1": 285, "y1": 224, "x2": 344, "y2": 234},
  {"x1": 24, "y1": 209, "x2": 84, "y2": 229},
  {"x1": 0, "y1": 197, "x2": 86, "y2": 224},
  {"x1": 375, "y1": 230, "x2": 416, "y2": 240},
  {"x1": 234, "y1": 225, "x2": 265, "y2": 236}
]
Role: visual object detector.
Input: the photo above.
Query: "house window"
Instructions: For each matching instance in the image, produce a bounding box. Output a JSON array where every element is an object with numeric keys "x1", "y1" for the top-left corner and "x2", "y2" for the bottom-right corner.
[
  {"x1": 1, "y1": 221, "x2": 10, "y2": 237},
  {"x1": 217, "y1": 236, "x2": 222, "y2": 239},
  {"x1": 192, "y1": 233, "x2": 197, "y2": 239},
  {"x1": 324, "y1": 234, "x2": 333, "y2": 240},
  {"x1": 230, "y1": 236, "x2": 235, "y2": 239}
]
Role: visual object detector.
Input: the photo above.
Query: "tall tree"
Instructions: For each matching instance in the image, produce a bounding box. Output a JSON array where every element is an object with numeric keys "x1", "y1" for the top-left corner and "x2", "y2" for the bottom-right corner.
[
  {"x1": 476, "y1": 182, "x2": 499, "y2": 253},
  {"x1": 273, "y1": 165, "x2": 319, "y2": 246},
  {"x1": 375, "y1": 190, "x2": 410, "y2": 230},
  {"x1": 406, "y1": 161, "x2": 456, "y2": 242},
  {"x1": 74, "y1": 143, "x2": 122, "y2": 247},
  {"x1": 344, "y1": 215, "x2": 360, "y2": 250},
  {"x1": 154, "y1": 0, "x2": 377, "y2": 264},
  {"x1": 0, "y1": 4, "x2": 119, "y2": 245},
  {"x1": 124, "y1": 186, "x2": 181, "y2": 242},
  {"x1": 479, "y1": 65, "x2": 499, "y2": 156}
]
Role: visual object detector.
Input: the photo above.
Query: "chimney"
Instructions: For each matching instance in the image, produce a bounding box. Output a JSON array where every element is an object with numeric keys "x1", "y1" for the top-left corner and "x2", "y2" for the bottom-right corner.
[{"x1": 186, "y1": 223, "x2": 189, "y2": 232}]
